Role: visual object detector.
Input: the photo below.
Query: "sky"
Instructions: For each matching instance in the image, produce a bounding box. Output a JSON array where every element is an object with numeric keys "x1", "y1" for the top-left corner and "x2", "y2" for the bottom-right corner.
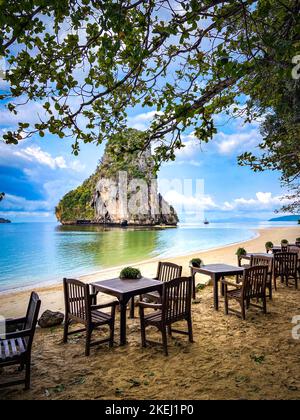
[
  {"x1": 0, "y1": 4, "x2": 292, "y2": 224},
  {"x1": 0, "y1": 100, "x2": 290, "y2": 223}
]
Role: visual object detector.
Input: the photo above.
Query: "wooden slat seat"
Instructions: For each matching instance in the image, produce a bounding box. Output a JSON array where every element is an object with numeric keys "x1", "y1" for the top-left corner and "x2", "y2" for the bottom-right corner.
[
  {"x1": 142, "y1": 262, "x2": 182, "y2": 304},
  {"x1": 138, "y1": 277, "x2": 193, "y2": 356},
  {"x1": 144, "y1": 311, "x2": 163, "y2": 323},
  {"x1": 63, "y1": 278, "x2": 117, "y2": 356},
  {"x1": 221, "y1": 266, "x2": 268, "y2": 320},
  {"x1": 226, "y1": 289, "x2": 243, "y2": 299},
  {"x1": 91, "y1": 310, "x2": 112, "y2": 324},
  {"x1": 0, "y1": 292, "x2": 41, "y2": 390},
  {"x1": 250, "y1": 255, "x2": 274, "y2": 299},
  {"x1": 274, "y1": 252, "x2": 298, "y2": 289},
  {"x1": 0, "y1": 338, "x2": 27, "y2": 361}
]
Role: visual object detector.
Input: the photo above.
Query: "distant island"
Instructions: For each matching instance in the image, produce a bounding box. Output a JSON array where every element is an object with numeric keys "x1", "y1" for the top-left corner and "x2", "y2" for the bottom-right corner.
[
  {"x1": 0, "y1": 218, "x2": 11, "y2": 223},
  {"x1": 56, "y1": 129, "x2": 178, "y2": 227},
  {"x1": 269, "y1": 215, "x2": 300, "y2": 222}
]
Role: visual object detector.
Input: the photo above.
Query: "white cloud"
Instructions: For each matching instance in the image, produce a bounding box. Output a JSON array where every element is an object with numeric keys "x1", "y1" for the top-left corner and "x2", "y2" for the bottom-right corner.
[
  {"x1": 163, "y1": 189, "x2": 292, "y2": 216},
  {"x1": 14, "y1": 146, "x2": 67, "y2": 169},
  {"x1": 0, "y1": 194, "x2": 50, "y2": 212},
  {"x1": 215, "y1": 129, "x2": 261, "y2": 155},
  {"x1": 0, "y1": 142, "x2": 85, "y2": 172},
  {"x1": 221, "y1": 192, "x2": 291, "y2": 212},
  {"x1": 128, "y1": 110, "x2": 163, "y2": 131},
  {"x1": 0, "y1": 100, "x2": 46, "y2": 127},
  {"x1": 164, "y1": 159, "x2": 202, "y2": 167},
  {"x1": 164, "y1": 190, "x2": 218, "y2": 212}
]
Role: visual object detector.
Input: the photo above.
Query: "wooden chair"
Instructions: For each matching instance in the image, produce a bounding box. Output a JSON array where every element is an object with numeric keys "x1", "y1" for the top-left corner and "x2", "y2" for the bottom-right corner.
[
  {"x1": 221, "y1": 266, "x2": 268, "y2": 320},
  {"x1": 141, "y1": 262, "x2": 182, "y2": 303},
  {"x1": 63, "y1": 278, "x2": 117, "y2": 356},
  {"x1": 281, "y1": 244, "x2": 289, "y2": 252},
  {"x1": 0, "y1": 292, "x2": 41, "y2": 390},
  {"x1": 138, "y1": 277, "x2": 193, "y2": 356},
  {"x1": 273, "y1": 253, "x2": 298, "y2": 290},
  {"x1": 250, "y1": 255, "x2": 273, "y2": 299}
]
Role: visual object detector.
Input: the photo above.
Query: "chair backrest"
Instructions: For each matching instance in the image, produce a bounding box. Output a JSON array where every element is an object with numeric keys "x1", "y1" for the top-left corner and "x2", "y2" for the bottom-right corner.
[
  {"x1": 295, "y1": 241, "x2": 300, "y2": 247},
  {"x1": 281, "y1": 244, "x2": 289, "y2": 252},
  {"x1": 250, "y1": 255, "x2": 273, "y2": 274},
  {"x1": 242, "y1": 266, "x2": 268, "y2": 300},
  {"x1": 162, "y1": 277, "x2": 192, "y2": 323},
  {"x1": 24, "y1": 292, "x2": 41, "y2": 349},
  {"x1": 63, "y1": 278, "x2": 90, "y2": 322},
  {"x1": 288, "y1": 246, "x2": 300, "y2": 258},
  {"x1": 156, "y1": 262, "x2": 182, "y2": 283},
  {"x1": 274, "y1": 252, "x2": 298, "y2": 276}
]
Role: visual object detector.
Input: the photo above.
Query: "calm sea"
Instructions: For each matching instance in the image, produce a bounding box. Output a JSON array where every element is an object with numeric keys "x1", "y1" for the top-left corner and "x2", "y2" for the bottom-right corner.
[{"x1": 0, "y1": 221, "x2": 296, "y2": 292}]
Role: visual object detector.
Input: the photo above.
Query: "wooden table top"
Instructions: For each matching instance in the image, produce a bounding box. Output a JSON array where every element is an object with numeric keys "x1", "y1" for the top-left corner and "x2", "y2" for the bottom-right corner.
[
  {"x1": 241, "y1": 253, "x2": 273, "y2": 260},
  {"x1": 92, "y1": 277, "x2": 162, "y2": 295},
  {"x1": 192, "y1": 264, "x2": 245, "y2": 275}
]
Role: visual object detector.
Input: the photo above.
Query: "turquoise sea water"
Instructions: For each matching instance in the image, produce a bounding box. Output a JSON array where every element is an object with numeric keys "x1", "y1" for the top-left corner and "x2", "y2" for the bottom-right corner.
[{"x1": 0, "y1": 221, "x2": 297, "y2": 292}]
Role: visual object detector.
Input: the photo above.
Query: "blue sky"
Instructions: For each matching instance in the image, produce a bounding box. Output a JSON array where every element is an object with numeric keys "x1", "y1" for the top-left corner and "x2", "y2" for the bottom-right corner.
[
  {"x1": 0, "y1": 98, "x2": 290, "y2": 223},
  {"x1": 0, "y1": 5, "x2": 292, "y2": 224}
]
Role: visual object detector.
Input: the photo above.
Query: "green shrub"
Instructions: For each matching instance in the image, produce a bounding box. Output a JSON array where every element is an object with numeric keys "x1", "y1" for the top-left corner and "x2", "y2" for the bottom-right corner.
[
  {"x1": 190, "y1": 258, "x2": 203, "y2": 268},
  {"x1": 281, "y1": 239, "x2": 289, "y2": 245},
  {"x1": 236, "y1": 248, "x2": 247, "y2": 257},
  {"x1": 265, "y1": 241, "x2": 274, "y2": 251},
  {"x1": 119, "y1": 267, "x2": 142, "y2": 279},
  {"x1": 296, "y1": 238, "x2": 300, "y2": 242}
]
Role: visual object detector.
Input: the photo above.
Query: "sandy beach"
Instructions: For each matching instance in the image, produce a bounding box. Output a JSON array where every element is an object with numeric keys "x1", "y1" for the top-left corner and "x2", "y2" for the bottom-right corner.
[
  {"x1": 0, "y1": 226, "x2": 298, "y2": 318},
  {"x1": 0, "y1": 225, "x2": 300, "y2": 400}
]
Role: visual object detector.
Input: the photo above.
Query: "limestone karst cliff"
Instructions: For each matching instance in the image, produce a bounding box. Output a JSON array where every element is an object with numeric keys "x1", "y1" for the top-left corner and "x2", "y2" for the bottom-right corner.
[{"x1": 55, "y1": 129, "x2": 178, "y2": 226}]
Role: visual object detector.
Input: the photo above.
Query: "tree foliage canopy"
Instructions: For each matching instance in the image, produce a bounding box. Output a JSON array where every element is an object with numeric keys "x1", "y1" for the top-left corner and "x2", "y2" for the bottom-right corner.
[{"x1": 0, "y1": 0, "x2": 299, "y2": 210}]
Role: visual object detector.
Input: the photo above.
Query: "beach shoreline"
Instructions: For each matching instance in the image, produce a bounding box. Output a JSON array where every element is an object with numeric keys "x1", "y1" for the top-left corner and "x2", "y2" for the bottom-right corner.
[
  {"x1": 0, "y1": 227, "x2": 259, "y2": 296},
  {"x1": 0, "y1": 225, "x2": 299, "y2": 318}
]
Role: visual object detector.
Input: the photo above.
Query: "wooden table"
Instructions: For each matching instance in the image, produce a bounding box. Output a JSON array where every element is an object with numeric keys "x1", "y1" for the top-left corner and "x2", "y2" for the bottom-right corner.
[
  {"x1": 239, "y1": 253, "x2": 274, "y2": 263},
  {"x1": 191, "y1": 264, "x2": 244, "y2": 311},
  {"x1": 92, "y1": 277, "x2": 163, "y2": 346}
]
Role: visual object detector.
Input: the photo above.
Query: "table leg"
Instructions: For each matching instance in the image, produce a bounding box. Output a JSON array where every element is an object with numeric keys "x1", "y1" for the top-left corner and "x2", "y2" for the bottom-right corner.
[
  {"x1": 213, "y1": 274, "x2": 219, "y2": 311},
  {"x1": 119, "y1": 299, "x2": 129, "y2": 346},
  {"x1": 130, "y1": 297, "x2": 135, "y2": 319},
  {"x1": 191, "y1": 268, "x2": 196, "y2": 299},
  {"x1": 221, "y1": 276, "x2": 225, "y2": 297}
]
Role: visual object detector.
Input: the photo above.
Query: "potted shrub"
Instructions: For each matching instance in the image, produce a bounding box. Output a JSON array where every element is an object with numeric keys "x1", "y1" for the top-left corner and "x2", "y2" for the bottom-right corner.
[
  {"x1": 296, "y1": 237, "x2": 300, "y2": 243},
  {"x1": 265, "y1": 241, "x2": 274, "y2": 252},
  {"x1": 119, "y1": 267, "x2": 142, "y2": 280},
  {"x1": 281, "y1": 239, "x2": 289, "y2": 245},
  {"x1": 236, "y1": 248, "x2": 247, "y2": 258},
  {"x1": 189, "y1": 258, "x2": 203, "y2": 268}
]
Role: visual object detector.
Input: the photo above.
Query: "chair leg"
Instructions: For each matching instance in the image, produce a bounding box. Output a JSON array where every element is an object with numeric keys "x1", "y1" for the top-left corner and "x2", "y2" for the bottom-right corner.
[
  {"x1": 109, "y1": 321, "x2": 115, "y2": 348},
  {"x1": 85, "y1": 327, "x2": 92, "y2": 356},
  {"x1": 167, "y1": 326, "x2": 172, "y2": 337},
  {"x1": 63, "y1": 318, "x2": 69, "y2": 343},
  {"x1": 224, "y1": 286, "x2": 229, "y2": 315},
  {"x1": 140, "y1": 313, "x2": 147, "y2": 348},
  {"x1": 24, "y1": 360, "x2": 31, "y2": 391},
  {"x1": 274, "y1": 275, "x2": 277, "y2": 291},
  {"x1": 246, "y1": 298, "x2": 250, "y2": 309},
  {"x1": 241, "y1": 300, "x2": 246, "y2": 320},
  {"x1": 162, "y1": 327, "x2": 168, "y2": 356},
  {"x1": 192, "y1": 274, "x2": 196, "y2": 300},
  {"x1": 187, "y1": 316, "x2": 193, "y2": 343},
  {"x1": 262, "y1": 296, "x2": 267, "y2": 314}
]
